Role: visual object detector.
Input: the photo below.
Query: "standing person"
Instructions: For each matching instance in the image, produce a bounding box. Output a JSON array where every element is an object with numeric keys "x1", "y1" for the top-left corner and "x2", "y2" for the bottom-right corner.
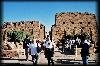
[
  {"x1": 80, "y1": 36, "x2": 91, "y2": 65},
  {"x1": 71, "y1": 37, "x2": 75, "y2": 54},
  {"x1": 28, "y1": 39, "x2": 41, "y2": 65},
  {"x1": 36, "y1": 40, "x2": 42, "y2": 54},
  {"x1": 65, "y1": 39, "x2": 70, "y2": 49},
  {"x1": 61, "y1": 37, "x2": 65, "y2": 53},
  {"x1": 23, "y1": 35, "x2": 30, "y2": 61},
  {"x1": 75, "y1": 36, "x2": 81, "y2": 48},
  {"x1": 44, "y1": 38, "x2": 54, "y2": 66},
  {"x1": 69, "y1": 36, "x2": 75, "y2": 50},
  {"x1": 41, "y1": 39, "x2": 46, "y2": 51}
]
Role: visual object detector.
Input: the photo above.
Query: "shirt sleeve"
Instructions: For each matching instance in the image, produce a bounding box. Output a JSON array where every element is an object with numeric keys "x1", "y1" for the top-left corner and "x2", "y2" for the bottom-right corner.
[
  {"x1": 28, "y1": 44, "x2": 31, "y2": 49},
  {"x1": 38, "y1": 44, "x2": 41, "y2": 47},
  {"x1": 27, "y1": 43, "x2": 30, "y2": 47}
]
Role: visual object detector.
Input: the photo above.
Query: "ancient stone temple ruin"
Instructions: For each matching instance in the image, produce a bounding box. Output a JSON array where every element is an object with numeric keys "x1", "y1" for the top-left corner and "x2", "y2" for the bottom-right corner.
[
  {"x1": 51, "y1": 12, "x2": 98, "y2": 47},
  {"x1": 2, "y1": 21, "x2": 45, "y2": 41},
  {"x1": 1, "y1": 12, "x2": 98, "y2": 58},
  {"x1": 1, "y1": 21, "x2": 45, "y2": 58}
]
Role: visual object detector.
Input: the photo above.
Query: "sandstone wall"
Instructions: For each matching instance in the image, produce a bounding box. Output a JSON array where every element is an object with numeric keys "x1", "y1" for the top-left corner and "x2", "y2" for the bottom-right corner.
[
  {"x1": 51, "y1": 12, "x2": 98, "y2": 46},
  {"x1": 2, "y1": 21, "x2": 45, "y2": 41},
  {"x1": 1, "y1": 21, "x2": 45, "y2": 58}
]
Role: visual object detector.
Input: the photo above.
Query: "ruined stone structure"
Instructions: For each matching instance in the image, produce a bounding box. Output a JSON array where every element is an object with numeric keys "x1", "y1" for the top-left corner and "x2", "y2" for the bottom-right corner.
[
  {"x1": 2, "y1": 21, "x2": 45, "y2": 41},
  {"x1": 1, "y1": 21, "x2": 45, "y2": 58},
  {"x1": 51, "y1": 12, "x2": 98, "y2": 47},
  {"x1": 1, "y1": 12, "x2": 98, "y2": 58}
]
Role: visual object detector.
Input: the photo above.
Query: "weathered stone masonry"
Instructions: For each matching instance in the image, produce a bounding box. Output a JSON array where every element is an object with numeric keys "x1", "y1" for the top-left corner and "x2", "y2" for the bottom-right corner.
[
  {"x1": 2, "y1": 21, "x2": 45, "y2": 41},
  {"x1": 1, "y1": 21, "x2": 45, "y2": 58},
  {"x1": 51, "y1": 12, "x2": 98, "y2": 47}
]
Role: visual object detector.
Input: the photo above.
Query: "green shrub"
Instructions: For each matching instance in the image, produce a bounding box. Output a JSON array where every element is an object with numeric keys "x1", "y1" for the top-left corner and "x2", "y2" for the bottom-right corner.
[{"x1": 7, "y1": 30, "x2": 28, "y2": 42}]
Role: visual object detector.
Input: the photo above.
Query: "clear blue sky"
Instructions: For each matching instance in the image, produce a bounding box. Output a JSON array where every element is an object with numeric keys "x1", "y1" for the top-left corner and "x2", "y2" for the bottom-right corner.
[{"x1": 3, "y1": 2, "x2": 97, "y2": 32}]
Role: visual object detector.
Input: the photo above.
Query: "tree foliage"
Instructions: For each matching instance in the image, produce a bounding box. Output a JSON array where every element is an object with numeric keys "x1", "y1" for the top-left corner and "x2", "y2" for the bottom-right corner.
[{"x1": 7, "y1": 30, "x2": 28, "y2": 42}]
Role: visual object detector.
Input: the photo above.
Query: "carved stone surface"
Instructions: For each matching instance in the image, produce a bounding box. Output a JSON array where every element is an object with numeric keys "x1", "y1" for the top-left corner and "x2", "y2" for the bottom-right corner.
[
  {"x1": 1, "y1": 50, "x2": 19, "y2": 58},
  {"x1": 51, "y1": 12, "x2": 98, "y2": 47},
  {"x1": 2, "y1": 21, "x2": 45, "y2": 41}
]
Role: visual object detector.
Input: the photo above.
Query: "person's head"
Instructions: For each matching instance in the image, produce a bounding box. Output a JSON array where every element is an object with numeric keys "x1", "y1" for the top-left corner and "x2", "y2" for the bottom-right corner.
[
  {"x1": 30, "y1": 39, "x2": 33, "y2": 44},
  {"x1": 47, "y1": 35, "x2": 49, "y2": 38},
  {"x1": 36, "y1": 40, "x2": 39, "y2": 43},
  {"x1": 84, "y1": 35, "x2": 90, "y2": 40},
  {"x1": 33, "y1": 39, "x2": 37, "y2": 43},
  {"x1": 48, "y1": 42, "x2": 50, "y2": 45}
]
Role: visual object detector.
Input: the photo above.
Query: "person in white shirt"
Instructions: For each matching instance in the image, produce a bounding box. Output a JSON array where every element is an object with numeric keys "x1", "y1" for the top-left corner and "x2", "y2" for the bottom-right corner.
[
  {"x1": 28, "y1": 39, "x2": 40, "y2": 65},
  {"x1": 68, "y1": 37, "x2": 75, "y2": 49},
  {"x1": 75, "y1": 37, "x2": 81, "y2": 47},
  {"x1": 84, "y1": 39, "x2": 91, "y2": 45},
  {"x1": 44, "y1": 38, "x2": 54, "y2": 66},
  {"x1": 65, "y1": 39, "x2": 69, "y2": 48}
]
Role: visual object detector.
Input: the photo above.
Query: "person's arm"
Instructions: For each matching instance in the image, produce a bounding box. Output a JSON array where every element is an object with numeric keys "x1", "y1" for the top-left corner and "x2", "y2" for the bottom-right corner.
[
  {"x1": 43, "y1": 41, "x2": 46, "y2": 47},
  {"x1": 27, "y1": 43, "x2": 30, "y2": 47}
]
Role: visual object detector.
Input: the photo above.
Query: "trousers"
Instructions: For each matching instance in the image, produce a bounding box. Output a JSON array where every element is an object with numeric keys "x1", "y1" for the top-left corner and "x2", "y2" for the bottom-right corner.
[
  {"x1": 82, "y1": 56, "x2": 88, "y2": 65},
  {"x1": 31, "y1": 54, "x2": 38, "y2": 65}
]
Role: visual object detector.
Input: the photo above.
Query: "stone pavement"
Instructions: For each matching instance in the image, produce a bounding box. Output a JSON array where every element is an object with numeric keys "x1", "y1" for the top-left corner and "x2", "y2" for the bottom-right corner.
[
  {"x1": 1, "y1": 52, "x2": 97, "y2": 65},
  {"x1": 1, "y1": 47, "x2": 97, "y2": 65}
]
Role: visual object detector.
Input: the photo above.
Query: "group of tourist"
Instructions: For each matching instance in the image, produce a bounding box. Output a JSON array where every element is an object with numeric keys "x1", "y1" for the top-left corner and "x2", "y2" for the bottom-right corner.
[
  {"x1": 58, "y1": 34, "x2": 92, "y2": 65},
  {"x1": 23, "y1": 33, "x2": 93, "y2": 65},
  {"x1": 23, "y1": 35, "x2": 54, "y2": 66},
  {"x1": 59, "y1": 34, "x2": 88, "y2": 52}
]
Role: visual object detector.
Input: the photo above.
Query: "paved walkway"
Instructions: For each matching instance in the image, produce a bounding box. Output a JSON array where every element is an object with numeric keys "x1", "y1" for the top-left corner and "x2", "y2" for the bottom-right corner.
[
  {"x1": 1, "y1": 48, "x2": 97, "y2": 65},
  {"x1": 1, "y1": 52, "x2": 97, "y2": 65}
]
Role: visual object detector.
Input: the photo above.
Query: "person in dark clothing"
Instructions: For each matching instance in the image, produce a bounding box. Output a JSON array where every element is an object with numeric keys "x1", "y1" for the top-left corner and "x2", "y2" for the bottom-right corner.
[
  {"x1": 23, "y1": 35, "x2": 30, "y2": 61},
  {"x1": 80, "y1": 36, "x2": 91, "y2": 65},
  {"x1": 61, "y1": 37, "x2": 65, "y2": 53},
  {"x1": 45, "y1": 47, "x2": 54, "y2": 66}
]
